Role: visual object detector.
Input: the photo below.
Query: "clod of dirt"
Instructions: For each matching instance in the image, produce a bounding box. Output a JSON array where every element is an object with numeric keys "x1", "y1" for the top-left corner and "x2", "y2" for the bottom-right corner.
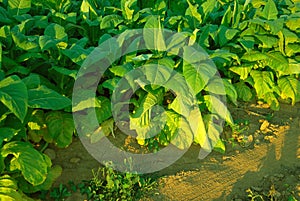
[
  {"x1": 260, "y1": 120, "x2": 270, "y2": 131},
  {"x1": 70, "y1": 157, "x2": 81, "y2": 164},
  {"x1": 44, "y1": 148, "x2": 56, "y2": 160}
]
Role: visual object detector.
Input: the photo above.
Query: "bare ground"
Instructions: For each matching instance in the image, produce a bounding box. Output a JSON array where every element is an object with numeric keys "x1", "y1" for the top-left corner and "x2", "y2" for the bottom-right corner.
[{"x1": 50, "y1": 102, "x2": 300, "y2": 200}]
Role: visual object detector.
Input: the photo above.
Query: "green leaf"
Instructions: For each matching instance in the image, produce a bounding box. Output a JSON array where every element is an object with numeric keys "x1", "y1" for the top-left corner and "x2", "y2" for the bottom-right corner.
[
  {"x1": 264, "y1": 52, "x2": 289, "y2": 74},
  {"x1": 237, "y1": 37, "x2": 255, "y2": 52},
  {"x1": 204, "y1": 77, "x2": 226, "y2": 95},
  {"x1": 0, "y1": 128, "x2": 19, "y2": 146},
  {"x1": 80, "y1": 0, "x2": 98, "y2": 21},
  {"x1": 0, "y1": 75, "x2": 28, "y2": 122},
  {"x1": 264, "y1": 92, "x2": 279, "y2": 110},
  {"x1": 223, "y1": 79, "x2": 238, "y2": 105},
  {"x1": 241, "y1": 51, "x2": 268, "y2": 61},
  {"x1": 130, "y1": 89, "x2": 165, "y2": 139},
  {"x1": 171, "y1": 116, "x2": 193, "y2": 150},
  {"x1": 72, "y1": 97, "x2": 102, "y2": 112},
  {"x1": 218, "y1": 25, "x2": 239, "y2": 46},
  {"x1": 19, "y1": 165, "x2": 62, "y2": 193},
  {"x1": 100, "y1": 14, "x2": 124, "y2": 29},
  {"x1": 285, "y1": 17, "x2": 300, "y2": 31},
  {"x1": 45, "y1": 111, "x2": 74, "y2": 148},
  {"x1": 28, "y1": 85, "x2": 71, "y2": 110},
  {"x1": 186, "y1": 107, "x2": 210, "y2": 152},
  {"x1": 204, "y1": 95, "x2": 234, "y2": 125},
  {"x1": 255, "y1": 35, "x2": 278, "y2": 48},
  {"x1": 1, "y1": 141, "x2": 48, "y2": 185},
  {"x1": 185, "y1": 0, "x2": 202, "y2": 28},
  {"x1": 90, "y1": 118, "x2": 114, "y2": 143},
  {"x1": 0, "y1": 175, "x2": 23, "y2": 201},
  {"x1": 250, "y1": 70, "x2": 276, "y2": 98},
  {"x1": 11, "y1": 25, "x2": 39, "y2": 52},
  {"x1": 278, "y1": 76, "x2": 300, "y2": 105},
  {"x1": 234, "y1": 81, "x2": 254, "y2": 101},
  {"x1": 61, "y1": 44, "x2": 94, "y2": 66},
  {"x1": 201, "y1": 0, "x2": 217, "y2": 23},
  {"x1": 121, "y1": 0, "x2": 135, "y2": 21},
  {"x1": 51, "y1": 66, "x2": 77, "y2": 79},
  {"x1": 229, "y1": 65, "x2": 252, "y2": 80},
  {"x1": 110, "y1": 63, "x2": 133, "y2": 77},
  {"x1": 203, "y1": 114, "x2": 224, "y2": 152},
  {"x1": 44, "y1": 23, "x2": 68, "y2": 41},
  {"x1": 261, "y1": 0, "x2": 278, "y2": 20},
  {"x1": 183, "y1": 59, "x2": 216, "y2": 94},
  {"x1": 95, "y1": 96, "x2": 112, "y2": 124},
  {"x1": 8, "y1": 0, "x2": 31, "y2": 15},
  {"x1": 143, "y1": 15, "x2": 166, "y2": 52}
]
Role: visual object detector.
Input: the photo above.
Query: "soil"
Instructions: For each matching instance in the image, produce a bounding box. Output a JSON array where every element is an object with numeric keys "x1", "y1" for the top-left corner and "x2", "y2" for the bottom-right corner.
[{"x1": 48, "y1": 102, "x2": 300, "y2": 201}]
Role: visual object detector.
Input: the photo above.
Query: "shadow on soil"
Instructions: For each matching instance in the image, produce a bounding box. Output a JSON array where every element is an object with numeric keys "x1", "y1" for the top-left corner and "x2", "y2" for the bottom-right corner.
[{"x1": 214, "y1": 115, "x2": 300, "y2": 200}]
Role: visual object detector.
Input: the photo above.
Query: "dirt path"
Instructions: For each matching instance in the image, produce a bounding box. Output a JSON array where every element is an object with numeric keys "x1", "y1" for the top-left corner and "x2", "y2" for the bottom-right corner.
[{"x1": 50, "y1": 102, "x2": 300, "y2": 200}]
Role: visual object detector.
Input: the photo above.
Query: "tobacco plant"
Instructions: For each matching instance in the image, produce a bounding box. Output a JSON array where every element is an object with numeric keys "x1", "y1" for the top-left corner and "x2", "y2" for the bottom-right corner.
[{"x1": 0, "y1": 0, "x2": 299, "y2": 199}]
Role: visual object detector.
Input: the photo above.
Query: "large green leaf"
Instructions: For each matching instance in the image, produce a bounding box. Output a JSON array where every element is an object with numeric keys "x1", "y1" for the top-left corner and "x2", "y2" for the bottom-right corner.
[
  {"x1": 0, "y1": 128, "x2": 19, "y2": 146},
  {"x1": 223, "y1": 79, "x2": 238, "y2": 105},
  {"x1": 143, "y1": 15, "x2": 166, "y2": 52},
  {"x1": 45, "y1": 111, "x2": 74, "y2": 148},
  {"x1": 264, "y1": 52, "x2": 289, "y2": 74},
  {"x1": 204, "y1": 77, "x2": 226, "y2": 95},
  {"x1": 28, "y1": 85, "x2": 71, "y2": 110},
  {"x1": 0, "y1": 75, "x2": 28, "y2": 122},
  {"x1": 100, "y1": 14, "x2": 124, "y2": 29},
  {"x1": 250, "y1": 70, "x2": 279, "y2": 98},
  {"x1": 285, "y1": 17, "x2": 300, "y2": 31},
  {"x1": 261, "y1": 0, "x2": 278, "y2": 20},
  {"x1": 234, "y1": 81, "x2": 253, "y2": 101},
  {"x1": 1, "y1": 141, "x2": 48, "y2": 185},
  {"x1": 8, "y1": 0, "x2": 31, "y2": 15},
  {"x1": 121, "y1": 0, "x2": 135, "y2": 21},
  {"x1": 80, "y1": 0, "x2": 99, "y2": 21},
  {"x1": 278, "y1": 76, "x2": 300, "y2": 105},
  {"x1": 61, "y1": 44, "x2": 94, "y2": 66},
  {"x1": 171, "y1": 116, "x2": 194, "y2": 150},
  {"x1": 229, "y1": 65, "x2": 252, "y2": 80},
  {"x1": 186, "y1": 107, "x2": 210, "y2": 151},
  {"x1": 130, "y1": 89, "x2": 165, "y2": 139},
  {"x1": 204, "y1": 95, "x2": 233, "y2": 125},
  {"x1": 11, "y1": 25, "x2": 39, "y2": 52},
  {"x1": 0, "y1": 175, "x2": 23, "y2": 201},
  {"x1": 44, "y1": 23, "x2": 67, "y2": 40},
  {"x1": 183, "y1": 60, "x2": 216, "y2": 94},
  {"x1": 185, "y1": 0, "x2": 202, "y2": 28},
  {"x1": 18, "y1": 165, "x2": 62, "y2": 193}
]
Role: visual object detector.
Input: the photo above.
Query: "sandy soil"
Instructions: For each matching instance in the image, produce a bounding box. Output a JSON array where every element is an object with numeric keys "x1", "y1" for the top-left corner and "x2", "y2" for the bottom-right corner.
[{"x1": 49, "y1": 102, "x2": 300, "y2": 200}]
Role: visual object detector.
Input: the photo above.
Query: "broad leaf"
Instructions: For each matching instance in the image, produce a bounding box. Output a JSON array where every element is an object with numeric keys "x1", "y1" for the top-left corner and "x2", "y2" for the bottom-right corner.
[
  {"x1": 143, "y1": 15, "x2": 166, "y2": 51},
  {"x1": 278, "y1": 76, "x2": 300, "y2": 105},
  {"x1": 1, "y1": 141, "x2": 48, "y2": 185},
  {"x1": 11, "y1": 25, "x2": 39, "y2": 52},
  {"x1": 261, "y1": 0, "x2": 278, "y2": 20},
  {"x1": 0, "y1": 75, "x2": 28, "y2": 122},
  {"x1": 8, "y1": 0, "x2": 31, "y2": 15},
  {"x1": 229, "y1": 65, "x2": 252, "y2": 80},
  {"x1": 204, "y1": 95, "x2": 233, "y2": 125},
  {"x1": 100, "y1": 14, "x2": 124, "y2": 29},
  {"x1": 234, "y1": 81, "x2": 254, "y2": 101},
  {"x1": 28, "y1": 85, "x2": 71, "y2": 110},
  {"x1": 250, "y1": 70, "x2": 276, "y2": 98},
  {"x1": 186, "y1": 107, "x2": 210, "y2": 152},
  {"x1": 183, "y1": 60, "x2": 216, "y2": 94},
  {"x1": 45, "y1": 111, "x2": 74, "y2": 148},
  {"x1": 0, "y1": 128, "x2": 19, "y2": 146},
  {"x1": 0, "y1": 175, "x2": 23, "y2": 201}
]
